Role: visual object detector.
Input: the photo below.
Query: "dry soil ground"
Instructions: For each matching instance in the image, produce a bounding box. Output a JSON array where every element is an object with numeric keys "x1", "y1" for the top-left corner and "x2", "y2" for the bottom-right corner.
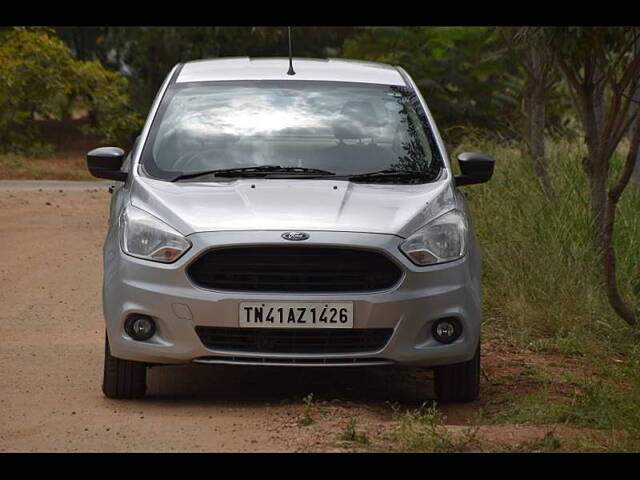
[{"x1": 0, "y1": 185, "x2": 600, "y2": 452}]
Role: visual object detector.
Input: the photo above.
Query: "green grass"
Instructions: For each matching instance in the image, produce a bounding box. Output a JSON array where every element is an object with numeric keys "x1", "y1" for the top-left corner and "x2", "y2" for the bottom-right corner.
[
  {"x1": 455, "y1": 136, "x2": 640, "y2": 356},
  {"x1": 487, "y1": 360, "x2": 640, "y2": 449},
  {"x1": 389, "y1": 403, "x2": 481, "y2": 452},
  {"x1": 339, "y1": 417, "x2": 370, "y2": 445}
]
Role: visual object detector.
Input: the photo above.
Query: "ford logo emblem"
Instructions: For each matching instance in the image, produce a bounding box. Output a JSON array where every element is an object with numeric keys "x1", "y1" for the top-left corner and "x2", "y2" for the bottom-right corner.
[{"x1": 282, "y1": 232, "x2": 310, "y2": 241}]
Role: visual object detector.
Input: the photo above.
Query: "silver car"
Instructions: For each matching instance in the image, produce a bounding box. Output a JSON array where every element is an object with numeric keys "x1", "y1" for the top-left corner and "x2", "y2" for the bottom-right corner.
[{"x1": 87, "y1": 58, "x2": 494, "y2": 402}]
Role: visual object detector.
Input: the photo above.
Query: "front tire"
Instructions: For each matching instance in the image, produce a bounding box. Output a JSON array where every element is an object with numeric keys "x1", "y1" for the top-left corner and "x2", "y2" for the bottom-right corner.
[
  {"x1": 433, "y1": 342, "x2": 480, "y2": 403},
  {"x1": 102, "y1": 332, "x2": 147, "y2": 399}
]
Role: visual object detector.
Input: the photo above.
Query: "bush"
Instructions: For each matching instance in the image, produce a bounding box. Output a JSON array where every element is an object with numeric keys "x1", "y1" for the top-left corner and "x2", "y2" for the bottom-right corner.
[
  {"x1": 0, "y1": 27, "x2": 142, "y2": 155},
  {"x1": 73, "y1": 60, "x2": 143, "y2": 145}
]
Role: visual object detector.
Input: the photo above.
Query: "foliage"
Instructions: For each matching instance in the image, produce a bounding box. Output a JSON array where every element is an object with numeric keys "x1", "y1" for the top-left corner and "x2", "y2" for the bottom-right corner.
[
  {"x1": 299, "y1": 393, "x2": 315, "y2": 426},
  {"x1": 0, "y1": 27, "x2": 73, "y2": 154},
  {"x1": 72, "y1": 60, "x2": 143, "y2": 145},
  {"x1": 339, "y1": 417, "x2": 369, "y2": 444},
  {"x1": 0, "y1": 27, "x2": 141, "y2": 155}
]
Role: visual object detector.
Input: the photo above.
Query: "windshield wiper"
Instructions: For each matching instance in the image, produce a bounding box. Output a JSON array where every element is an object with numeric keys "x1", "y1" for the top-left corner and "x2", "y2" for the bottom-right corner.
[
  {"x1": 346, "y1": 169, "x2": 436, "y2": 184},
  {"x1": 171, "y1": 165, "x2": 336, "y2": 182}
]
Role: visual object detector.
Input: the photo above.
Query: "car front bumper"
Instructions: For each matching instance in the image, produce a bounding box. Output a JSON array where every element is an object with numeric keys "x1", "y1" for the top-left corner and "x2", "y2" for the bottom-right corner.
[{"x1": 103, "y1": 230, "x2": 481, "y2": 367}]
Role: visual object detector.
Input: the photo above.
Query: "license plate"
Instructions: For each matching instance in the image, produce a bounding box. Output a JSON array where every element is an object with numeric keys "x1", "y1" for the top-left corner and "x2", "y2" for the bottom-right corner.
[{"x1": 239, "y1": 302, "x2": 354, "y2": 328}]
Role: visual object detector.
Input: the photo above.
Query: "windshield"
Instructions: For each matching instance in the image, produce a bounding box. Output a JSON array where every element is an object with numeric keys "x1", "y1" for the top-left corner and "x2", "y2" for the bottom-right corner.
[{"x1": 140, "y1": 80, "x2": 443, "y2": 181}]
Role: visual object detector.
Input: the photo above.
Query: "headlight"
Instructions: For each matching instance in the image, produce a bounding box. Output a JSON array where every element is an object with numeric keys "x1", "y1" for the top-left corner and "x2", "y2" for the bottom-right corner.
[
  {"x1": 400, "y1": 209, "x2": 468, "y2": 265},
  {"x1": 120, "y1": 205, "x2": 191, "y2": 263}
]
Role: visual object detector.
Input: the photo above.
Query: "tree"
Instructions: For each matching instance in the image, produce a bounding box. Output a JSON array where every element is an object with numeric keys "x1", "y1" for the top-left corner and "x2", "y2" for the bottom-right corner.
[{"x1": 543, "y1": 27, "x2": 640, "y2": 325}]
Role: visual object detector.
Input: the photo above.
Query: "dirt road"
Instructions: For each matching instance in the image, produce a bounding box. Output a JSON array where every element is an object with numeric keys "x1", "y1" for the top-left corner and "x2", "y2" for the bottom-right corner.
[
  {"x1": 0, "y1": 186, "x2": 430, "y2": 451},
  {"x1": 0, "y1": 185, "x2": 593, "y2": 452}
]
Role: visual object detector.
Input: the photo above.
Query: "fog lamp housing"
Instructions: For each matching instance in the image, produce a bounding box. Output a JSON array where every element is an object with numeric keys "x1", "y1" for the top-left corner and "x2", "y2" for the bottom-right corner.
[
  {"x1": 432, "y1": 318, "x2": 462, "y2": 344},
  {"x1": 124, "y1": 315, "x2": 156, "y2": 341}
]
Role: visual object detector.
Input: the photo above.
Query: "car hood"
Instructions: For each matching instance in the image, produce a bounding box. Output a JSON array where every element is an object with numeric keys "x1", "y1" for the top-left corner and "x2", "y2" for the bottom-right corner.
[{"x1": 130, "y1": 175, "x2": 456, "y2": 238}]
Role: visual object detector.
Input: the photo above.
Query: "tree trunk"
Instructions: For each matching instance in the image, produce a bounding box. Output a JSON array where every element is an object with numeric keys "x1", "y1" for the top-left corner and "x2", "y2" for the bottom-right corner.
[
  {"x1": 529, "y1": 82, "x2": 555, "y2": 199},
  {"x1": 602, "y1": 196, "x2": 637, "y2": 325},
  {"x1": 524, "y1": 45, "x2": 555, "y2": 199},
  {"x1": 588, "y1": 161, "x2": 608, "y2": 247},
  {"x1": 583, "y1": 74, "x2": 608, "y2": 247}
]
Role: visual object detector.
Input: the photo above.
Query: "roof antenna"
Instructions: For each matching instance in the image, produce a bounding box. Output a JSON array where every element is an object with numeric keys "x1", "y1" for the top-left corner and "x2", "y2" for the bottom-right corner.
[{"x1": 287, "y1": 26, "x2": 296, "y2": 75}]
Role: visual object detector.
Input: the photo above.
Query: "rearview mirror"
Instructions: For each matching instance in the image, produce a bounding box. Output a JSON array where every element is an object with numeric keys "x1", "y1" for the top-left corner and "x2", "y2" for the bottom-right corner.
[
  {"x1": 87, "y1": 147, "x2": 127, "y2": 182},
  {"x1": 454, "y1": 152, "x2": 495, "y2": 186}
]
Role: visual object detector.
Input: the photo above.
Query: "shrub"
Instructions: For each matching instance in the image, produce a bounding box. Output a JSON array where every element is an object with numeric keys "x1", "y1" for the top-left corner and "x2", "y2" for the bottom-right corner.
[{"x1": 0, "y1": 27, "x2": 142, "y2": 155}]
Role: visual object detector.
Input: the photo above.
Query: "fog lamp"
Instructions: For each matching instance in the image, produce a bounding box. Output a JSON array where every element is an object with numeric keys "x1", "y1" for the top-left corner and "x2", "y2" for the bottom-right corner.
[
  {"x1": 432, "y1": 318, "x2": 462, "y2": 344},
  {"x1": 125, "y1": 315, "x2": 156, "y2": 341}
]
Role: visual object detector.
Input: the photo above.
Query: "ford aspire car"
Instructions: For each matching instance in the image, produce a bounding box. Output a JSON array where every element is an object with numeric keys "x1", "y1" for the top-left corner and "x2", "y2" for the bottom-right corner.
[{"x1": 87, "y1": 58, "x2": 494, "y2": 402}]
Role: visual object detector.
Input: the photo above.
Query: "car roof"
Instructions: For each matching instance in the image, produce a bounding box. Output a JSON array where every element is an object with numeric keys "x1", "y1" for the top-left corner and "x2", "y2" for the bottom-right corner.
[{"x1": 176, "y1": 57, "x2": 407, "y2": 86}]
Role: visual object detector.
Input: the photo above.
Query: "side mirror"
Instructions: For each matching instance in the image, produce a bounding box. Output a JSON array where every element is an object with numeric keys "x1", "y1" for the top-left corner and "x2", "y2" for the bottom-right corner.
[
  {"x1": 454, "y1": 152, "x2": 495, "y2": 186},
  {"x1": 87, "y1": 147, "x2": 127, "y2": 182}
]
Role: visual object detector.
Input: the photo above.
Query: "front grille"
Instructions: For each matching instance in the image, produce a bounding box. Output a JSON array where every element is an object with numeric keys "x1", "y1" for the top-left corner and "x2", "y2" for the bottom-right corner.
[
  {"x1": 195, "y1": 327, "x2": 394, "y2": 354},
  {"x1": 187, "y1": 246, "x2": 403, "y2": 293}
]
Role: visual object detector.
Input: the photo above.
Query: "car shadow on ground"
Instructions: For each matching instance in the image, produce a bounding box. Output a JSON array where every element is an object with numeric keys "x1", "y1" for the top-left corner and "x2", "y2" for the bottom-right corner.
[{"x1": 145, "y1": 364, "x2": 436, "y2": 408}]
